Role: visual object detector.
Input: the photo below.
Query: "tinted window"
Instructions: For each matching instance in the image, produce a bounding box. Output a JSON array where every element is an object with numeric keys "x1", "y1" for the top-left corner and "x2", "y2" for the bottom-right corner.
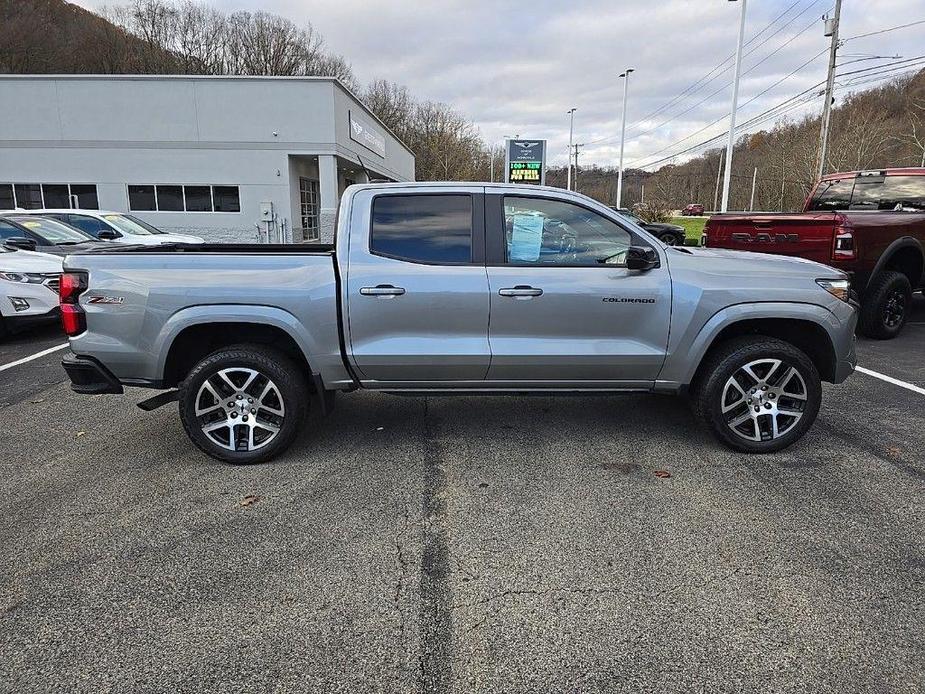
[
  {"x1": 184, "y1": 186, "x2": 212, "y2": 211},
  {"x1": 213, "y1": 186, "x2": 240, "y2": 212},
  {"x1": 42, "y1": 184, "x2": 70, "y2": 208},
  {"x1": 807, "y1": 178, "x2": 854, "y2": 211},
  {"x1": 156, "y1": 185, "x2": 183, "y2": 211},
  {"x1": 371, "y1": 195, "x2": 472, "y2": 264},
  {"x1": 70, "y1": 184, "x2": 99, "y2": 210},
  {"x1": 0, "y1": 221, "x2": 23, "y2": 240},
  {"x1": 129, "y1": 185, "x2": 156, "y2": 211},
  {"x1": 850, "y1": 175, "x2": 925, "y2": 211},
  {"x1": 503, "y1": 197, "x2": 632, "y2": 266},
  {"x1": 14, "y1": 184, "x2": 42, "y2": 209},
  {"x1": 0, "y1": 185, "x2": 13, "y2": 210},
  {"x1": 68, "y1": 214, "x2": 112, "y2": 237}
]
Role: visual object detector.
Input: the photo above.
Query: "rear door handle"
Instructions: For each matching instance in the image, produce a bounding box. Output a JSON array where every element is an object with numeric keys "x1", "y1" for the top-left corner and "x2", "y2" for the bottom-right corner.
[
  {"x1": 499, "y1": 285, "x2": 543, "y2": 298},
  {"x1": 360, "y1": 284, "x2": 405, "y2": 296}
]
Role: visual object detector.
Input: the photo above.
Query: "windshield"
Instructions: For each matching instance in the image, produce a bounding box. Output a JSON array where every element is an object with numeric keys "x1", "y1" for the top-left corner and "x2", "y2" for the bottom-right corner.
[
  {"x1": 102, "y1": 214, "x2": 158, "y2": 236},
  {"x1": 8, "y1": 216, "x2": 93, "y2": 243}
]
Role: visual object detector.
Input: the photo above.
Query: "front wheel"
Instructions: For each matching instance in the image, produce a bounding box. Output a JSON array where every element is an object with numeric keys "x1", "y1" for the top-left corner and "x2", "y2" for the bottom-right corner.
[
  {"x1": 692, "y1": 336, "x2": 821, "y2": 453},
  {"x1": 178, "y1": 344, "x2": 308, "y2": 464},
  {"x1": 659, "y1": 232, "x2": 680, "y2": 246}
]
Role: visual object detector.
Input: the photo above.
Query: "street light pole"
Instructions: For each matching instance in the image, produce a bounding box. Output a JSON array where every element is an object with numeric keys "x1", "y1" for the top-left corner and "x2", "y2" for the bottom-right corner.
[
  {"x1": 816, "y1": 0, "x2": 842, "y2": 181},
  {"x1": 720, "y1": 0, "x2": 747, "y2": 213},
  {"x1": 566, "y1": 108, "x2": 576, "y2": 191},
  {"x1": 616, "y1": 68, "x2": 634, "y2": 209}
]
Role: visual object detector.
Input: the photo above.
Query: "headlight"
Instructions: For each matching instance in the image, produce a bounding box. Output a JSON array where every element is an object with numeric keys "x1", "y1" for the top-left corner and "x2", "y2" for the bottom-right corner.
[
  {"x1": 0, "y1": 271, "x2": 48, "y2": 283},
  {"x1": 816, "y1": 278, "x2": 850, "y2": 302}
]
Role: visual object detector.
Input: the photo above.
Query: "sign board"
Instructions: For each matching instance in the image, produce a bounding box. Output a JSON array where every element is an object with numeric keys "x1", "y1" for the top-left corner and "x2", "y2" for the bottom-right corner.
[
  {"x1": 504, "y1": 139, "x2": 546, "y2": 185},
  {"x1": 349, "y1": 110, "x2": 387, "y2": 157}
]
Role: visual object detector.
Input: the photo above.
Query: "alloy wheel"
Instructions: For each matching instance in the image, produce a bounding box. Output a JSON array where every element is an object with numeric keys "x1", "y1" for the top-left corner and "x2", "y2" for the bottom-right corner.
[
  {"x1": 883, "y1": 289, "x2": 906, "y2": 328},
  {"x1": 194, "y1": 367, "x2": 285, "y2": 452},
  {"x1": 721, "y1": 358, "x2": 807, "y2": 442}
]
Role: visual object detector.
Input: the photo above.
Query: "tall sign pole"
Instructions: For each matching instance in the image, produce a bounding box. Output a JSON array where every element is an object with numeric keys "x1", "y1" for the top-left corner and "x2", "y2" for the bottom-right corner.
[
  {"x1": 566, "y1": 108, "x2": 576, "y2": 191},
  {"x1": 616, "y1": 68, "x2": 634, "y2": 209},
  {"x1": 720, "y1": 0, "x2": 747, "y2": 213},
  {"x1": 816, "y1": 0, "x2": 842, "y2": 181}
]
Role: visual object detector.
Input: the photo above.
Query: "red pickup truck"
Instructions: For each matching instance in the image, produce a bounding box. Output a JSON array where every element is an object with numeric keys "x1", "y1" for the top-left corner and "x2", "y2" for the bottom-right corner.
[{"x1": 703, "y1": 168, "x2": 925, "y2": 338}]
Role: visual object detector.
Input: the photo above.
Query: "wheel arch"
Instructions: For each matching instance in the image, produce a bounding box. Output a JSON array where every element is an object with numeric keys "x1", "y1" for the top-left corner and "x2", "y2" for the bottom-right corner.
[
  {"x1": 156, "y1": 306, "x2": 318, "y2": 388},
  {"x1": 867, "y1": 236, "x2": 924, "y2": 293}
]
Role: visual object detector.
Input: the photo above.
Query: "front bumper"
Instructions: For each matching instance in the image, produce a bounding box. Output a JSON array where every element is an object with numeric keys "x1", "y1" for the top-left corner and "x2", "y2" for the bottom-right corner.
[
  {"x1": 832, "y1": 299, "x2": 860, "y2": 384},
  {"x1": 62, "y1": 354, "x2": 124, "y2": 395},
  {"x1": 3, "y1": 307, "x2": 59, "y2": 333}
]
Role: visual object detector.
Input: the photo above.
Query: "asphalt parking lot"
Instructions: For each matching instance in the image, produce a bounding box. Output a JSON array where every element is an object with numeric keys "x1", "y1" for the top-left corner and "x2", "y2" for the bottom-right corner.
[{"x1": 1, "y1": 300, "x2": 923, "y2": 694}]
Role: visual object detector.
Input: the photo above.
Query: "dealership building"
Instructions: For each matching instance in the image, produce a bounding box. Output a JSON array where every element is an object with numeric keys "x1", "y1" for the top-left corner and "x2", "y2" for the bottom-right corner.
[{"x1": 0, "y1": 75, "x2": 415, "y2": 243}]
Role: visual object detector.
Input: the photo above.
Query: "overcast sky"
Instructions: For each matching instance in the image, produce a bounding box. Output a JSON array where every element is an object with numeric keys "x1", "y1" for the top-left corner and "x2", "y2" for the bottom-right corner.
[{"x1": 77, "y1": 0, "x2": 925, "y2": 169}]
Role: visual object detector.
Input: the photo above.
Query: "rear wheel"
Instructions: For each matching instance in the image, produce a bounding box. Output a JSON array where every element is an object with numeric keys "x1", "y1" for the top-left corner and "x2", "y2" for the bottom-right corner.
[
  {"x1": 178, "y1": 345, "x2": 308, "y2": 464},
  {"x1": 692, "y1": 336, "x2": 821, "y2": 453},
  {"x1": 858, "y1": 270, "x2": 911, "y2": 340}
]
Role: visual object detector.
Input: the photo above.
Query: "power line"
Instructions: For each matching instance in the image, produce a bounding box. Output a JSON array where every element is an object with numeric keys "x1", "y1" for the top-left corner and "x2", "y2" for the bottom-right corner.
[{"x1": 842, "y1": 18, "x2": 925, "y2": 42}]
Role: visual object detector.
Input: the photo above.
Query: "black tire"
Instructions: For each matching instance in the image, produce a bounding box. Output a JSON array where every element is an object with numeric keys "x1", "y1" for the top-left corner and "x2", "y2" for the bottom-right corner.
[
  {"x1": 858, "y1": 270, "x2": 912, "y2": 340},
  {"x1": 659, "y1": 232, "x2": 680, "y2": 246},
  {"x1": 691, "y1": 336, "x2": 821, "y2": 454},
  {"x1": 0, "y1": 317, "x2": 8, "y2": 341},
  {"x1": 178, "y1": 344, "x2": 309, "y2": 464}
]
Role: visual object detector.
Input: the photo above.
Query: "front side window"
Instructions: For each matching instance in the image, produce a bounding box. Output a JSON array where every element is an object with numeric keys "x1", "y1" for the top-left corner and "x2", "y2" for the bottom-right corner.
[
  {"x1": 67, "y1": 214, "x2": 112, "y2": 237},
  {"x1": 0, "y1": 221, "x2": 23, "y2": 240},
  {"x1": 503, "y1": 197, "x2": 632, "y2": 266},
  {"x1": 807, "y1": 178, "x2": 854, "y2": 211},
  {"x1": 103, "y1": 214, "x2": 154, "y2": 236},
  {"x1": 371, "y1": 194, "x2": 472, "y2": 264}
]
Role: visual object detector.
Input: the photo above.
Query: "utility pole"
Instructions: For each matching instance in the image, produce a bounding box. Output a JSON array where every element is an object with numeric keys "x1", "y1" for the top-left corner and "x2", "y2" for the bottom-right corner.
[
  {"x1": 816, "y1": 0, "x2": 842, "y2": 181},
  {"x1": 713, "y1": 149, "x2": 724, "y2": 213},
  {"x1": 573, "y1": 143, "x2": 585, "y2": 192},
  {"x1": 721, "y1": 0, "x2": 748, "y2": 212},
  {"x1": 641, "y1": 183, "x2": 645, "y2": 205},
  {"x1": 566, "y1": 108, "x2": 577, "y2": 191},
  {"x1": 616, "y1": 68, "x2": 634, "y2": 208},
  {"x1": 749, "y1": 167, "x2": 758, "y2": 211}
]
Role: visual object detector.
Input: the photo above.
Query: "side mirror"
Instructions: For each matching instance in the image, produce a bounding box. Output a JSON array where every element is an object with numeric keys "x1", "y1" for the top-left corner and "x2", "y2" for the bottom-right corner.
[
  {"x1": 97, "y1": 230, "x2": 119, "y2": 240},
  {"x1": 626, "y1": 245, "x2": 659, "y2": 271},
  {"x1": 4, "y1": 237, "x2": 37, "y2": 251}
]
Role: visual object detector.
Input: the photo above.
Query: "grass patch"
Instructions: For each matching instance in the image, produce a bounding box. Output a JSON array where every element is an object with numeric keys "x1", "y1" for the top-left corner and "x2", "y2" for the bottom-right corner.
[{"x1": 671, "y1": 216, "x2": 709, "y2": 245}]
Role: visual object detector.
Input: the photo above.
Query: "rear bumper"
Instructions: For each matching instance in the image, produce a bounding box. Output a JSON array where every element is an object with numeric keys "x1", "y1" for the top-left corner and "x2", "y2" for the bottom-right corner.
[{"x1": 62, "y1": 354, "x2": 124, "y2": 395}]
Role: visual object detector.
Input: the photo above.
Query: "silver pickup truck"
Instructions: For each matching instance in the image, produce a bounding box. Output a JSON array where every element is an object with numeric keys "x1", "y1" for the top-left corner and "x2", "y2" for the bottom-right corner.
[{"x1": 60, "y1": 183, "x2": 858, "y2": 463}]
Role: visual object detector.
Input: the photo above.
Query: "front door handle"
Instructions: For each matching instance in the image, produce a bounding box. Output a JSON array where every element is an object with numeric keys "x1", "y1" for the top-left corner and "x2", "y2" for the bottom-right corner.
[
  {"x1": 499, "y1": 285, "x2": 543, "y2": 298},
  {"x1": 360, "y1": 284, "x2": 406, "y2": 296}
]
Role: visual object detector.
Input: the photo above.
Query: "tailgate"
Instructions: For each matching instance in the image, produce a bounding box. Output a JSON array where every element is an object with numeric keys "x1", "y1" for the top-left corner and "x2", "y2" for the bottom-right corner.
[{"x1": 704, "y1": 213, "x2": 838, "y2": 264}]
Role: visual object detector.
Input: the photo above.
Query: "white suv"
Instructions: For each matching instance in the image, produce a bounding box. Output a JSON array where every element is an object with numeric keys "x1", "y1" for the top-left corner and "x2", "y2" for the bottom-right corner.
[
  {"x1": 18, "y1": 210, "x2": 204, "y2": 246},
  {"x1": 0, "y1": 245, "x2": 62, "y2": 338}
]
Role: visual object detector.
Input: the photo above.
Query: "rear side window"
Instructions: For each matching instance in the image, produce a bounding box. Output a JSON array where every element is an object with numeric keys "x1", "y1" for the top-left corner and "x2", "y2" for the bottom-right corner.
[
  {"x1": 807, "y1": 178, "x2": 854, "y2": 210},
  {"x1": 850, "y1": 175, "x2": 925, "y2": 211},
  {"x1": 371, "y1": 195, "x2": 472, "y2": 264}
]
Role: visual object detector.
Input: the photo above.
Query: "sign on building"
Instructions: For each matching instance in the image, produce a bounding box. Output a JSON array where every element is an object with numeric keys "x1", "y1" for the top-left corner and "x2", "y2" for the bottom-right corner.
[
  {"x1": 349, "y1": 110, "x2": 387, "y2": 158},
  {"x1": 505, "y1": 139, "x2": 546, "y2": 185}
]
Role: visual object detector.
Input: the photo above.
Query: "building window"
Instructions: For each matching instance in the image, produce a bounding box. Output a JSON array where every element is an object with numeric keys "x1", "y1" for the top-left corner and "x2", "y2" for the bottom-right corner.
[
  {"x1": 0, "y1": 183, "x2": 99, "y2": 210},
  {"x1": 155, "y1": 185, "x2": 184, "y2": 211},
  {"x1": 128, "y1": 185, "x2": 156, "y2": 211},
  {"x1": 127, "y1": 184, "x2": 240, "y2": 212},
  {"x1": 184, "y1": 186, "x2": 212, "y2": 212},
  {"x1": 299, "y1": 177, "x2": 320, "y2": 242}
]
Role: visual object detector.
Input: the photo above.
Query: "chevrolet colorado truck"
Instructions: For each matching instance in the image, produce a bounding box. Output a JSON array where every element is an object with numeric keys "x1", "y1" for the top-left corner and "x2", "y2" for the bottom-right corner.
[
  {"x1": 59, "y1": 183, "x2": 857, "y2": 463},
  {"x1": 703, "y1": 168, "x2": 925, "y2": 339}
]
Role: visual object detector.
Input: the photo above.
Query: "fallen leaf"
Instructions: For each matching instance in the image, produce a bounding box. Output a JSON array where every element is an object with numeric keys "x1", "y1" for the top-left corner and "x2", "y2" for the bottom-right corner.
[
  {"x1": 886, "y1": 446, "x2": 902, "y2": 458},
  {"x1": 654, "y1": 470, "x2": 671, "y2": 479},
  {"x1": 30, "y1": 398, "x2": 45, "y2": 404},
  {"x1": 76, "y1": 431, "x2": 86, "y2": 438},
  {"x1": 376, "y1": 426, "x2": 384, "y2": 431},
  {"x1": 240, "y1": 495, "x2": 260, "y2": 507}
]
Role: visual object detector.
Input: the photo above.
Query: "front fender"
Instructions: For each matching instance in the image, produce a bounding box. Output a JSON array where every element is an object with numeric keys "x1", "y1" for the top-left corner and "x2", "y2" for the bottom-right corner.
[
  {"x1": 660, "y1": 301, "x2": 845, "y2": 387},
  {"x1": 154, "y1": 304, "x2": 323, "y2": 381}
]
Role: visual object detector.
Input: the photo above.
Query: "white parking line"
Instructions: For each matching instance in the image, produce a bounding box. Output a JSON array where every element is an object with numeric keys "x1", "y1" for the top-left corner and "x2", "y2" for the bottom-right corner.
[
  {"x1": 0, "y1": 343, "x2": 69, "y2": 373},
  {"x1": 856, "y1": 366, "x2": 925, "y2": 396}
]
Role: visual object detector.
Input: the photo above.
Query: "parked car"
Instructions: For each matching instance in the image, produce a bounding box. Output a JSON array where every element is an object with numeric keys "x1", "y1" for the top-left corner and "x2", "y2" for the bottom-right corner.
[
  {"x1": 0, "y1": 244, "x2": 62, "y2": 339},
  {"x1": 60, "y1": 183, "x2": 857, "y2": 463},
  {"x1": 0, "y1": 215, "x2": 104, "y2": 256},
  {"x1": 613, "y1": 207, "x2": 687, "y2": 246},
  {"x1": 682, "y1": 203, "x2": 705, "y2": 216},
  {"x1": 703, "y1": 168, "x2": 925, "y2": 339},
  {"x1": 17, "y1": 209, "x2": 204, "y2": 245}
]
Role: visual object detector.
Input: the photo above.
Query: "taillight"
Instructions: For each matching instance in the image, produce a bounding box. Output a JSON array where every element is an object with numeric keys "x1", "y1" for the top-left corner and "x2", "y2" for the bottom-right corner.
[
  {"x1": 832, "y1": 214, "x2": 855, "y2": 261},
  {"x1": 59, "y1": 272, "x2": 88, "y2": 336}
]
